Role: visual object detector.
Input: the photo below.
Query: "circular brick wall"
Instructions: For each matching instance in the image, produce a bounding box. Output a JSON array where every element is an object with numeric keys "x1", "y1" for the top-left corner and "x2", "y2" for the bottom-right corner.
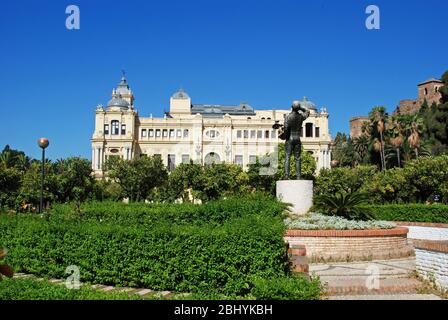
[{"x1": 284, "y1": 227, "x2": 414, "y2": 262}]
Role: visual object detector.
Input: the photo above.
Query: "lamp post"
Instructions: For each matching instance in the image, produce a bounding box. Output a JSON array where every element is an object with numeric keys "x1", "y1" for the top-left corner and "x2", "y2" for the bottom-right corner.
[{"x1": 37, "y1": 138, "x2": 49, "y2": 213}]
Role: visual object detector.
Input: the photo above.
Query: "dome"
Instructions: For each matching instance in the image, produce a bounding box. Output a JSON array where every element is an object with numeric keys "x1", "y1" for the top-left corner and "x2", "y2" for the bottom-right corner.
[
  {"x1": 107, "y1": 94, "x2": 129, "y2": 110},
  {"x1": 299, "y1": 97, "x2": 317, "y2": 111},
  {"x1": 116, "y1": 76, "x2": 131, "y2": 95},
  {"x1": 172, "y1": 88, "x2": 190, "y2": 100}
]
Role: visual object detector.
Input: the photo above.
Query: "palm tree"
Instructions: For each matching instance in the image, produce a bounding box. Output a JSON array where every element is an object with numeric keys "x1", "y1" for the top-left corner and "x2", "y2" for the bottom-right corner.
[
  {"x1": 0, "y1": 151, "x2": 12, "y2": 168},
  {"x1": 15, "y1": 153, "x2": 30, "y2": 172},
  {"x1": 369, "y1": 107, "x2": 388, "y2": 170},
  {"x1": 313, "y1": 191, "x2": 373, "y2": 221},
  {"x1": 388, "y1": 117, "x2": 405, "y2": 167},
  {"x1": 352, "y1": 135, "x2": 369, "y2": 164},
  {"x1": 407, "y1": 115, "x2": 424, "y2": 159}
]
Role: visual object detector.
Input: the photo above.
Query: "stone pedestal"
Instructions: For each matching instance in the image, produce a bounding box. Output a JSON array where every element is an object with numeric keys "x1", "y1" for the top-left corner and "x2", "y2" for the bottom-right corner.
[{"x1": 276, "y1": 180, "x2": 313, "y2": 215}]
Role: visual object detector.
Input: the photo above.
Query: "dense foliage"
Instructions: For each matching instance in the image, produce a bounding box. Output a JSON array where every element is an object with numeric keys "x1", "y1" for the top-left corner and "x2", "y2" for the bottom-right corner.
[
  {"x1": 0, "y1": 196, "x2": 321, "y2": 298},
  {"x1": 0, "y1": 142, "x2": 317, "y2": 210},
  {"x1": 365, "y1": 204, "x2": 448, "y2": 223},
  {"x1": 250, "y1": 275, "x2": 322, "y2": 300},
  {"x1": 0, "y1": 278, "x2": 140, "y2": 300},
  {"x1": 332, "y1": 70, "x2": 448, "y2": 169},
  {"x1": 315, "y1": 155, "x2": 448, "y2": 204}
]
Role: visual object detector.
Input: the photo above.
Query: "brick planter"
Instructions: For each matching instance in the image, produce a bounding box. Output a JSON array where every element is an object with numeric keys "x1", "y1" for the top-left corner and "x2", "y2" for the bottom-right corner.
[{"x1": 284, "y1": 227, "x2": 414, "y2": 262}]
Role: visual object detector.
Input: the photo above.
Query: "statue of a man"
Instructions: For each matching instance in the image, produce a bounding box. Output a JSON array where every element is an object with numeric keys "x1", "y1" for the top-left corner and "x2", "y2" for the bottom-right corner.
[{"x1": 283, "y1": 101, "x2": 310, "y2": 180}]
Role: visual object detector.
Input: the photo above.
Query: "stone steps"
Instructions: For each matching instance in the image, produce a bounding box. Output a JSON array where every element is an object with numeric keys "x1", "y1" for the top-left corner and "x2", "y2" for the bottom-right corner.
[{"x1": 310, "y1": 257, "x2": 440, "y2": 298}]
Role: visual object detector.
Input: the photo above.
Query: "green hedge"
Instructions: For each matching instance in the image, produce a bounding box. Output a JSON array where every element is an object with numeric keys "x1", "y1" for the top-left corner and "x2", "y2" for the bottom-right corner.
[
  {"x1": 365, "y1": 204, "x2": 448, "y2": 223},
  {"x1": 0, "y1": 196, "x2": 304, "y2": 297},
  {"x1": 50, "y1": 194, "x2": 287, "y2": 227},
  {"x1": 0, "y1": 278, "x2": 140, "y2": 300}
]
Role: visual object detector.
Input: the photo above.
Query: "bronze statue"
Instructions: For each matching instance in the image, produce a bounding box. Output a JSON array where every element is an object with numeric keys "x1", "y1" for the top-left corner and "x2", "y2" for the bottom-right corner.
[{"x1": 273, "y1": 101, "x2": 310, "y2": 180}]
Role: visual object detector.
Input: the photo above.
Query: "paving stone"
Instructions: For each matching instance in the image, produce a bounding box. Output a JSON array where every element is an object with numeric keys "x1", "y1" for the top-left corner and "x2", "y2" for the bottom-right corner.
[
  {"x1": 136, "y1": 289, "x2": 153, "y2": 296},
  {"x1": 101, "y1": 286, "x2": 115, "y2": 292}
]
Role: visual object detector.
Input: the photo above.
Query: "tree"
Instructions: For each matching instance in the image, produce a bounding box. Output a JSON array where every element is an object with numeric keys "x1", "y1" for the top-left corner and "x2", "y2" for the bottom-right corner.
[
  {"x1": 407, "y1": 115, "x2": 424, "y2": 158},
  {"x1": 197, "y1": 163, "x2": 250, "y2": 201},
  {"x1": 331, "y1": 133, "x2": 357, "y2": 167},
  {"x1": 352, "y1": 135, "x2": 370, "y2": 165},
  {"x1": 387, "y1": 116, "x2": 405, "y2": 167},
  {"x1": 368, "y1": 106, "x2": 388, "y2": 170},
  {"x1": 16, "y1": 161, "x2": 57, "y2": 211},
  {"x1": 53, "y1": 157, "x2": 95, "y2": 202},
  {"x1": 106, "y1": 155, "x2": 168, "y2": 202},
  {"x1": 277, "y1": 143, "x2": 316, "y2": 179},
  {"x1": 166, "y1": 162, "x2": 203, "y2": 202}
]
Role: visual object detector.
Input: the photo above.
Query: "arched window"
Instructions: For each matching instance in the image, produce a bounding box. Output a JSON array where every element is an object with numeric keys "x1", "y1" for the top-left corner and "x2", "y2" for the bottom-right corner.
[
  {"x1": 111, "y1": 120, "x2": 119, "y2": 135},
  {"x1": 424, "y1": 88, "x2": 428, "y2": 95}
]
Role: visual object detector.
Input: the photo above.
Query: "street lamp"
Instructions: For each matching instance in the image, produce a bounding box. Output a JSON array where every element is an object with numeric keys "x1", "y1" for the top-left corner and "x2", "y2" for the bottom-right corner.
[{"x1": 37, "y1": 138, "x2": 49, "y2": 213}]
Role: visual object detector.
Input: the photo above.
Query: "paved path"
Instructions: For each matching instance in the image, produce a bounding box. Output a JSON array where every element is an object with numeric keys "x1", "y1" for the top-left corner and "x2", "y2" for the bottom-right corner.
[{"x1": 310, "y1": 257, "x2": 445, "y2": 300}]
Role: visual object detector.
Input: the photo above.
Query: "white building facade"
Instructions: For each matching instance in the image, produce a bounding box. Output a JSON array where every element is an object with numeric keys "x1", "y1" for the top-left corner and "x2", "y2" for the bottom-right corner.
[{"x1": 91, "y1": 76, "x2": 332, "y2": 178}]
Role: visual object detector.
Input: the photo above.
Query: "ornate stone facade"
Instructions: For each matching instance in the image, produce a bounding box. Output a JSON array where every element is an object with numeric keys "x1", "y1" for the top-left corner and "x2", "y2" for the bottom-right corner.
[{"x1": 91, "y1": 76, "x2": 332, "y2": 178}]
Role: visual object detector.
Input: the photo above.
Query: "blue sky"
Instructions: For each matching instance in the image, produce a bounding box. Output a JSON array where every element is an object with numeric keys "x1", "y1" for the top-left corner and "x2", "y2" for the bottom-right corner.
[{"x1": 0, "y1": 0, "x2": 446, "y2": 160}]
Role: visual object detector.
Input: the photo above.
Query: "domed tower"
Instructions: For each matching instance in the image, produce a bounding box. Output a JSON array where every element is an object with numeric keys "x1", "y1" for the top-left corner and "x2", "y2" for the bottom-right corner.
[{"x1": 91, "y1": 74, "x2": 138, "y2": 177}]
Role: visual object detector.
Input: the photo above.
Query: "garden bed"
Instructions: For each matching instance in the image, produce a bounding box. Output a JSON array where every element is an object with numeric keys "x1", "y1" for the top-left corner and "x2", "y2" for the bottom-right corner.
[{"x1": 284, "y1": 214, "x2": 413, "y2": 262}]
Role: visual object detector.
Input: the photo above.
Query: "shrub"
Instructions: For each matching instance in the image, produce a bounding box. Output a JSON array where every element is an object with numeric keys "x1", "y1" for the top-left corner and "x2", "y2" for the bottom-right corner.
[
  {"x1": 250, "y1": 275, "x2": 322, "y2": 300},
  {"x1": 0, "y1": 278, "x2": 140, "y2": 300},
  {"x1": 0, "y1": 196, "x2": 293, "y2": 297},
  {"x1": 315, "y1": 166, "x2": 376, "y2": 197},
  {"x1": 315, "y1": 156, "x2": 448, "y2": 204},
  {"x1": 285, "y1": 214, "x2": 395, "y2": 230},
  {"x1": 313, "y1": 192, "x2": 373, "y2": 221},
  {"x1": 366, "y1": 204, "x2": 448, "y2": 223}
]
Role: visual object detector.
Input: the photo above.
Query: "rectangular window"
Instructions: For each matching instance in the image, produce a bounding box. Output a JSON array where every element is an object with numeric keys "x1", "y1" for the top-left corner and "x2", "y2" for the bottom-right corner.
[
  {"x1": 104, "y1": 124, "x2": 109, "y2": 135},
  {"x1": 257, "y1": 130, "x2": 262, "y2": 139},
  {"x1": 182, "y1": 154, "x2": 190, "y2": 164},
  {"x1": 155, "y1": 129, "x2": 161, "y2": 137},
  {"x1": 163, "y1": 129, "x2": 168, "y2": 137},
  {"x1": 249, "y1": 155, "x2": 257, "y2": 164},
  {"x1": 141, "y1": 129, "x2": 147, "y2": 137},
  {"x1": 168, "y1": 154, "x2": 176, "y2": 171},
  {"x1": 183, "y1": 129, "x2": 189, "y2": 138},
  {"x1": 250, "y1": 130, "x2": 256, "y2": 139},
  {"x1": 315, "y1": 127, "x2": 320, "y2": 138},
  {"x1": 243, "y1": 130, "x2": 248, "y2": 139},
  {"x1": 237, "y1": 130, "x2": 242, "y2": 139},
  {"x1": 265, "y1": 130, "x2": 269, "y2": 139},
  {"x1": 111, "y1": 120, "x2": 119, "y2": 135},
  {"x1": 121, "y1": 124, "x2": 126, "y2": 135},
  {"x1": 169, "y1": 129, "x2": 175, "y2": 138},
  {"x1": 235, "y1": 155, "x2": 243, "y2": 167},
  {"x1": 148, "y1": 129, "x2": 154, "y2": 137},
  {"x1": 306, "y1": 123, "x2": 313, "y2": 138},
  {"x1": 271, "y1": 130, "x2": 276, "y2": 139},
  {"x1": 177, "y1": 129, "x2": 182, "y2": 138}
]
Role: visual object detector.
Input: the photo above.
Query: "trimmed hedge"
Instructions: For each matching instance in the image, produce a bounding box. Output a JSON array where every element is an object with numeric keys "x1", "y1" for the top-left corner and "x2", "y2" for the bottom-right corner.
[
  {"x1": 49, "y1": 194, "x2": 288, "y2": 227},
  {"x1": 0, "y1": 278, "x2": 140, "y2": 300},
  {"x1": 365, "y1": 204, "x2": 448, "y2": 223},
  {"x1": 0, "y1": 196, "x2": 301, "y2": 297}
]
